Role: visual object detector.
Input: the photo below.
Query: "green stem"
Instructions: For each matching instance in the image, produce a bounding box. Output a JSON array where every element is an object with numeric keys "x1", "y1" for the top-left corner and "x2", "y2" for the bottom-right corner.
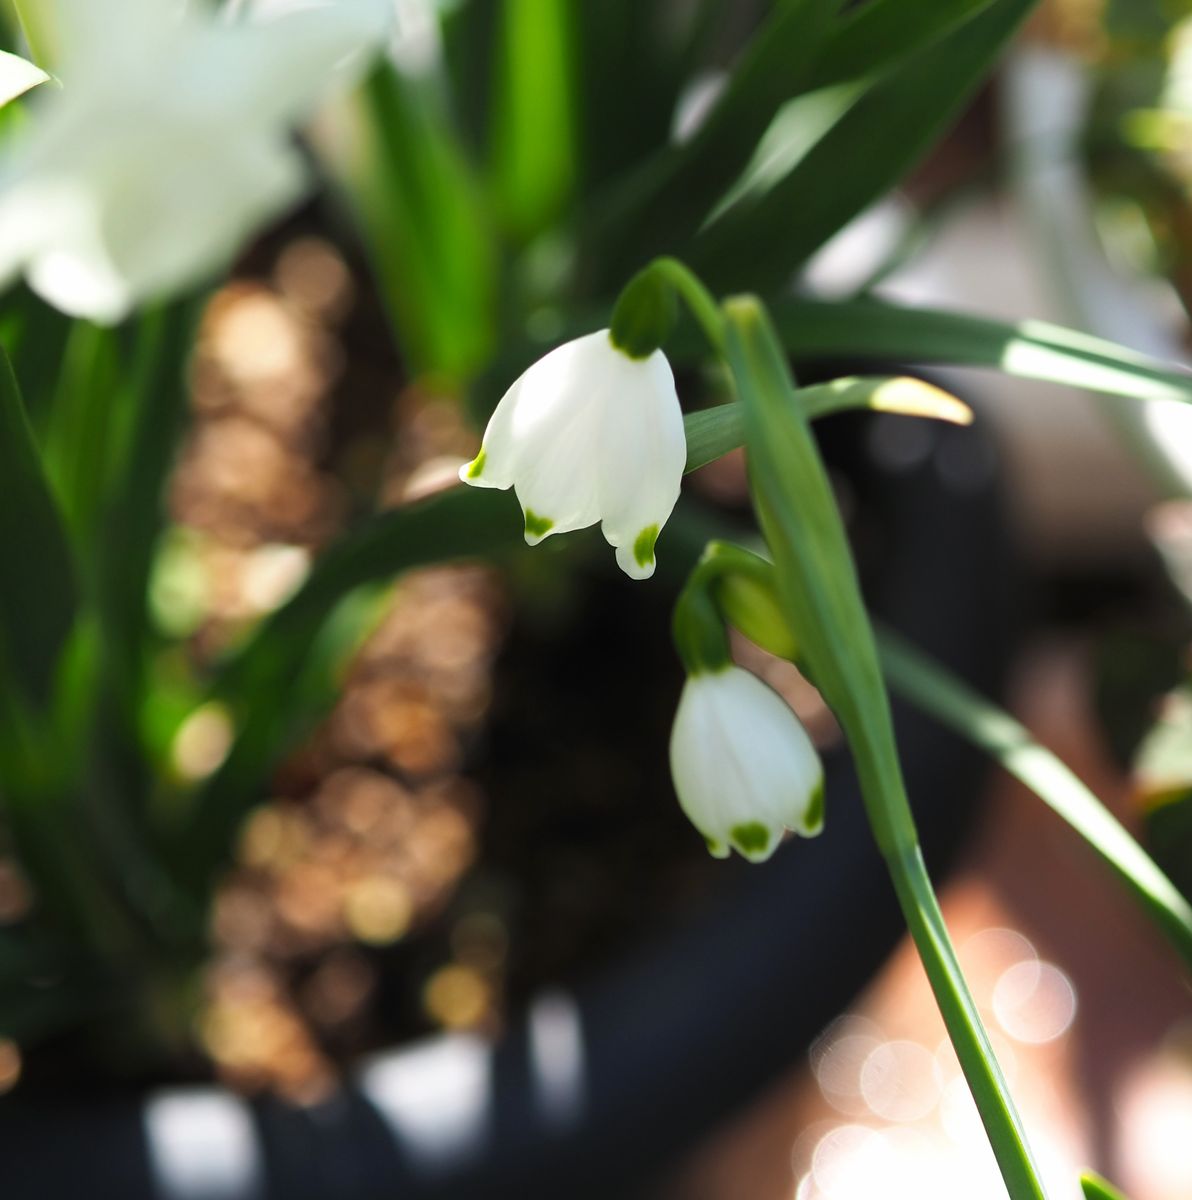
[
  {"x1": 722, "y1": 293, "x2": 1048, "y2": 1200},
  {"x1": 888, "y1": 820, "x2": 1047, "y2": 1200},
  {"x1": 649, "y1": 255, "x2": 726, "y2": 354},
  {"x1": 682, "y1": 541, "x2": 798, "y2": 662},
  {"x1": 9, "y1": 0, "x2": 53, "y2": 68}
]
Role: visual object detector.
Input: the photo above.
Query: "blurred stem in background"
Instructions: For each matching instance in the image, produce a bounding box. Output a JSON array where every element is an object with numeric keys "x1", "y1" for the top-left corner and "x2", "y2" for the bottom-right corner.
[
  {"x1": 6, "y1": 0, "x2": 53, "y2": 67},
  {"x1": 488, "y1": 0, "x2": 576, "y2": 242}
]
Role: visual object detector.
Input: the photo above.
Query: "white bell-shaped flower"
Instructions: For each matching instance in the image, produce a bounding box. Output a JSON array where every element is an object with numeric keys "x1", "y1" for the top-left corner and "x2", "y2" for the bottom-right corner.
[
  {"x1": 669, "y1": 665, "x2": 824, "y2": 862},
  {"x1": 459, "y1": 329, "x2": 686, "y2": 580},
  {"x1": 0, "y1": 0, "x2": 390, "y2": 322}
]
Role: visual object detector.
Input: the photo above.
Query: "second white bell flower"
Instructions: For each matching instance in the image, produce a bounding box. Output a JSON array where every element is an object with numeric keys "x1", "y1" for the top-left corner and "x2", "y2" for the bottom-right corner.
[
  {"x1": 459, "y1": 329, "x2": 686, "y2": 580},
  {"x1": 669, "y1": 665, "x2": 824, "y2": 862}
]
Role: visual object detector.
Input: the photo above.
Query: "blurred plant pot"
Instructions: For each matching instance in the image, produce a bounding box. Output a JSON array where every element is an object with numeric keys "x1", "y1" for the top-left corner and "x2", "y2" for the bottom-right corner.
[{"x1": 0, "y1": 400, "x2": 1017, "y2": 1200}]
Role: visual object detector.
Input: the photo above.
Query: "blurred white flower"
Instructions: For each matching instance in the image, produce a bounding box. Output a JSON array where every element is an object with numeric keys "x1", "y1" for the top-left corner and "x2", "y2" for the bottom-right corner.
[
  {"x1": 669, "y1": 664, "x2": 824, "y2": 862},
  {"x1": 459, "y1": 329, "x2": 686, "y2": 580},
  {"x1": 0, "y1": 49, "x2": 48, "y2": 109},
  {"x1": 0, "y1": 0, "x2": 390, "y2": 322}
]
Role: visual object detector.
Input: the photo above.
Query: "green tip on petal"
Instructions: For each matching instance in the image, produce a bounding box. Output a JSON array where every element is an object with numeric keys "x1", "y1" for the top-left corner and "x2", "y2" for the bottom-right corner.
[
  {"x1": 802, "y1": 781, "x2": 825, "y2": 837},
  {"x1": 731, "y1": 821, "x2": 771, "y2": 858},
  {"x1": 704, "y1": 834, "x2": 729, "y2": 859},
  {"x1": 523, "y1": 508, "x2": 555, "y2": 543},
  {"x1": 464, "y1": 448, "x2": 486, "y2": 479},
  {"x1": 633, "y1": 524, "x2": 660, "y2": 570}
]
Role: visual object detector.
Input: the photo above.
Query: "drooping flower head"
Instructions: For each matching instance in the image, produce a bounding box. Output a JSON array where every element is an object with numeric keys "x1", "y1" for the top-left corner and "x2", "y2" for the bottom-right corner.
[
  {"x1": 669, "y1": 664, "x2": 824, "y2": 863},
  {"x1": 459, "y1": 329, "x2": 686, "y2": 580},
  {"x1": 0, "y1": 0, "x2": 391, "y2": 322}
]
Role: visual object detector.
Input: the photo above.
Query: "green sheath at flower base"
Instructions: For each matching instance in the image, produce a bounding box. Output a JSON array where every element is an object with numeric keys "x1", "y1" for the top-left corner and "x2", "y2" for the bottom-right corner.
[
  {"x1": 671, "y1": 578, "x2": 730, "y2": 676},
  {"x1": 609, "y1": 264, "x2": 678, "y2": 360},
  {"x1": 610, "y1": 255, "x2": 727, "y2": 360}
]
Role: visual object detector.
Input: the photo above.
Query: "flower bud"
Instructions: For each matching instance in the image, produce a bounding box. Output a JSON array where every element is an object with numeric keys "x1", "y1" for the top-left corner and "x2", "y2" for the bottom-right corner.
[
  {"x1": 669, "y1": 664, "x2": 823, "y2": 862},
  {"x1": 703, "y1": 546, "x2": 798, "y2": 661},
  {"x1": 460, "y1": 329, "x2": 686, "y2": 579}
]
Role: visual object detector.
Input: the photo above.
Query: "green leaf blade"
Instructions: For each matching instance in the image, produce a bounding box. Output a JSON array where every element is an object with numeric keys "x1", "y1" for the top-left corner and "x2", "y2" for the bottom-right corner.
[
  {"x1": 880, "y1": 629, "x2": 1192, "y2": 974},
  {"x1": 489, "y1": 0, "x2": 577, "y2": 240},
  {"x1": 180, "y1": 486, "x2": 522, "y2": 893},
  {"x1": 1081, "y1": 1172, "x2": 1130, "y2": 1200},
  {"x1": 584, "y1": 0, "x2": 838, "y2": 288},
  {"x1": 0, "y1": 346, "x2": 77, "y2": 708},
  {"x1": 808, "y1": 0, "x2": 997, "y2": 90},
  {"x1": 770, "y1": 297, "x2": 1192, "y2": 407},
  {"x1": 330, "y1": 63, "x2": 498, "y2": 379},
  {"x1": 693, "y1": 0, "x2": 1036, "y2": 291},
  {"x1": 683, "y1": 375, "x2": 971, "y2": 474}
]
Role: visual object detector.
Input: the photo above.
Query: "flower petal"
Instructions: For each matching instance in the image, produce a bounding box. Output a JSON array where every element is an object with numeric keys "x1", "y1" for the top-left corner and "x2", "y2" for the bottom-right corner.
[
  {"x1": 11, "y1": 182, "x2": 134, "y2": 321},
  {"x1": 16, "y1": 129, "x2": 305, "y2": 322},
  {"x1": 669, "y1": 667, "x2": 824, "y2": 863},
  {"x1": 460, "y1": 378, "x2": 522, "y2": 490},
  {"x1": 97, "y1": 131, "x2": 306, "y2": 316},
  {"x1": 225, "y1": 0, "x2": 392, "y2": 127},
  {"x1": 0, "y1": 50, "x2": 49, "y2": 109},
  {"x1": 500, "y1": 333, "x2": 610, "y2": 535},
  {"x1": 596, "y1": 347, "x2": 685, "y2": 579},
  {"x1": 48, "y1": 0, "x2": 184, "y2": 70}
]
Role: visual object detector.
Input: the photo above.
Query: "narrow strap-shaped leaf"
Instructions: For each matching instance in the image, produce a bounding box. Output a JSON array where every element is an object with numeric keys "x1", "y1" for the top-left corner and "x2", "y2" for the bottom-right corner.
[
  {"x1": 571, "y1": 0, "x2": 720, "y2": 195},
  {"x1": 179, "y1": 486, "x2": 522, "y2": 892},
  {"x1": 683, "y1": 375, "x2": 971, "y2": 473},
  {"x1": 488, "y1": 0, "x2": 576, "y2": 240},
  {"x1": 584, "y1": 0, "x2": 838, "y2": 288},
  {"x1": 39, "y1": 320, "x2": 121, "y2": 544},
  {"x1": 0, "y1": 346, "x2": 76, "y2": 708},
  {"x1": 0, "y1": 287, "x2": 71, "y2": 430},
  {"x1": 807, "y1": 0, "x2": 996, "y2": 90},
  {"x1": 702, "y1": 0, "x2": 1003, "y2": 229},
  {"x1": 1080, "y1": 1172, "x2": 1129, "y2": 1200},
  {"x1": 96, "y1": 303, "x2": 198, "y2": 703},
  {"x1": 692, "y1": 0, "x2": 1036, "y2": 291},
  {"x1": 768, "y1": 295, "x2": 1192, "y2": 406},
  {"x1": 328, "y1": 62, "x2": 497, "y2": 379},
  {"x1": 880, "y1": 629, "x2": 1192, "y2": 973}
]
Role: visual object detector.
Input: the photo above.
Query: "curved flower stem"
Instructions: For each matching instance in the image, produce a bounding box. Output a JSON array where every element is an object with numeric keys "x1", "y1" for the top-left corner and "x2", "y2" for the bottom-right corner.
[
  {"x1": 720, "y1": 293, "x2": 1048, "y2": 1200},
  {"x1": 647, "y1": 256, "x2": 727, "y2": 354}
]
